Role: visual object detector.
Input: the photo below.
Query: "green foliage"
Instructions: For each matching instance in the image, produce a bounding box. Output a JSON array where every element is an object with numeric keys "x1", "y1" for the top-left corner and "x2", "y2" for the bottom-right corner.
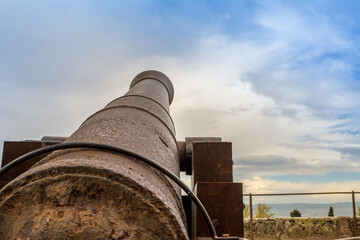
[
  {"x1": 358, "y1": 206, "x2": 360, "y2": 216},
  {"x1": 290, "y1": 209, "x2": 301, "y2": 217},
  {"x1": 243, "y1": 205, "x2": 250, "y2": 218},
  {"x1": 255, "y1": 203, "x2": 275, "y2": 218},
  {"x1": 328, "y1": 206, "x2": 334, "y2": 217}
]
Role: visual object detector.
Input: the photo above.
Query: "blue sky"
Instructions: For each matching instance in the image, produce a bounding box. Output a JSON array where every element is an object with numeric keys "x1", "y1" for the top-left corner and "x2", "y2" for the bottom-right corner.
[{"x1": 1, "y1": 0, "x2": 360, "y2": 203}]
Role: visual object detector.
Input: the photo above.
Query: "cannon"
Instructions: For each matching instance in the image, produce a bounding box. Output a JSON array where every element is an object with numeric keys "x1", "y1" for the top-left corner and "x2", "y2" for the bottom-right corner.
[{"x1": 0, "y1": 71, "x2": 244, "y2": 239}]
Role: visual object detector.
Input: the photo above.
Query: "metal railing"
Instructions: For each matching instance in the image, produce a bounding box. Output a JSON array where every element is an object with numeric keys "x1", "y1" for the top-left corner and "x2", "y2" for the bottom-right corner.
[{"x1": 243, "y1": 191, "x2": 360, "y2": 240}]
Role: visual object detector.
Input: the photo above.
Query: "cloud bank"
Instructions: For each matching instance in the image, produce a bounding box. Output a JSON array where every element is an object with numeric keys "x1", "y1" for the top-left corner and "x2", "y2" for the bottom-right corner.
[{"x1": 1, "y1": 0, "x2": 360, "y2": 202}]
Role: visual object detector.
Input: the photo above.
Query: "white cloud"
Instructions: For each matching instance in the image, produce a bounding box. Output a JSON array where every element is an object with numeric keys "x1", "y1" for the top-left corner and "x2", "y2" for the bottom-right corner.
[
  {"x1": 1, "y1": 1, "x2": 360, "y2": 203},
  {"x1": 256, "y1": 2, "x2": 351, "y2": 51}
]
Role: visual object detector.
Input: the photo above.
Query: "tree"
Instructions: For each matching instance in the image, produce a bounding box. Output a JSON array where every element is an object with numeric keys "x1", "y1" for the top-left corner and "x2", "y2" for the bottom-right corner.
[
  {"x1": 243, "y1": 205, "x2": 250, "y2": 218},
  {"x1": 328, "y1": 206, "x2": 334, "y2": 217},
  {"x1": 255, "y1": 203, "x2": 275, "y2": 218},
  {"x1": 290, "y1": 209, "x2": 302, "y2": 217},
  {"x1": 358, "y1": 206, "x2": 360, "y2": 216}
]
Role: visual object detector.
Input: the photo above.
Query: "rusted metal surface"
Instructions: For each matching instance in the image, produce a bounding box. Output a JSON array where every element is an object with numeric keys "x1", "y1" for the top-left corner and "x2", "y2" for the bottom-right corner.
[
  {"x1": 178, "y1": 140, "x2": 191, "y2": 173},
  {"x1": 178, "y1": 138, "x2": 222, "y2": 175},
  {"x1": 190, "y1": 140, "x2": 244, "y2": 239},
  {"x1": 192, "y1": 142, "x2": 233, "y2": 189},
  {"x1": 353, "y1": 191, "x2": 358, "y2": 237},
  {"x1": 0, "y1": 70, "x2": 188, "y2": 239},
  {"x1": 249, "y1": 193, "x2": 254, "y2": 240},
  {"x1": 0, "y1": 141, "x2": 47, "y2": 189},
  {"x1": 193, "y1": 182, "x2": 244, "y2": 238},
  {"x1": 129, "y1": 70, "x2": 174, "y2": 107},
  {"x1": 41, "y1": 136, "x2": 67, "y2": 144},
  {"x1": 1, "y1": 141, "x2": 45, "y2": 167},
  {"x1": 105, "y1": 95, "x2": 176, "y2": 133},
  {"x1": 182, "y1": 195, "x2": 192, "y2": 237},
  {"x1": 185, "y1": 137, "x2": 221, "y2": 156}
]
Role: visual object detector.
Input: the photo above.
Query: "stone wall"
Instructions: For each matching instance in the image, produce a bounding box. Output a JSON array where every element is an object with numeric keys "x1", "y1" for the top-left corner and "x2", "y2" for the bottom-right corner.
[{"x1": 244, "y1": 217, "x2": 360, "y2": 240}]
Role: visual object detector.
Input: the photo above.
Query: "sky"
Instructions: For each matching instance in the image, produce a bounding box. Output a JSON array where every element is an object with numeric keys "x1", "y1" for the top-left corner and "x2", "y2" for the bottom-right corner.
[{"x1": 1, "y1": 0, "x2": 360, "y2": 204}]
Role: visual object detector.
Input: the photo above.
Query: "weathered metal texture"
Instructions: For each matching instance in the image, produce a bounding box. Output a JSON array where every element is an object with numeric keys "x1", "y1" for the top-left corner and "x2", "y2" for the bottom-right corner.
[
  {"x1": 178, "y1": 138, "x2": 222, "y2": 175},
  {"x1": 0, "y1": 141, "x2": 47, "y2": 189},
  {"x1": 0, "y1": 138, "x2": 68, "y2": 189},
  {"x1": 182, "y1": 195, "x2": 192, "y2": 237},
  {"x1": 190, "y1": 141, "x2": 244, "y2": 239},
  {"x1": 0, "y1": 70, "x2": 188, "y2": 240},
  {"x1": 192, "y1": 142, "x2": 233, "y2": 189},
  {"x1": 129, "y1": 70, "x2": 174, "y2": 107},
  {"x1": 193, "y1": 182, "x2": 244, "y2": 238},
  {"x1": 178, "y1": 141, "x2": 190, "y2": 173},
  {"x1": 41, "y1": 136, "x2": 68, "y2": 145},
  {"x1": 185, "y1": 137, "x2": 222, "y2": 156},
  {"x1": 104, "y1": 95, "x2": 176, "y2": 134}
]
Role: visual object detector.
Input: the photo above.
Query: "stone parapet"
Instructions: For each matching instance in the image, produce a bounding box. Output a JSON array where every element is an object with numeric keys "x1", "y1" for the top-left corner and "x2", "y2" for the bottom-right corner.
[{"x1": 244, "y1": 217, "x2": 360, "y2": 240}]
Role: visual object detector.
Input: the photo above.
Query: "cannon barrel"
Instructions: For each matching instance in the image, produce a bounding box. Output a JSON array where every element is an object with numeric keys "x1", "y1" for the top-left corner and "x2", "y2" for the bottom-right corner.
[{"x1": 0, "y1": 71, "x2": 188, "y2": 239}]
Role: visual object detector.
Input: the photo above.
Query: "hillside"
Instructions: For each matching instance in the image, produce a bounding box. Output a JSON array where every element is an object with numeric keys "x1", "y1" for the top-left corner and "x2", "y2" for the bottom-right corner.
[{"x1": 250, "y1": 202, "x2": 359, "y2": 217}]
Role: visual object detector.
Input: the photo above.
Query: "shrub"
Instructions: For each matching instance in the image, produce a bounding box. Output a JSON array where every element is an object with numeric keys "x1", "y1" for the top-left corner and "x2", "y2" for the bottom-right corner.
[
  {"x1": 255, "y1": 203, "x2": 275, "y2": 218},
  {"x1": 290, "y1": 209, "x2": 302, "y2": 217},
  {"x1": 328, "y1": 206, "x2": 334, "y2": 217}
]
